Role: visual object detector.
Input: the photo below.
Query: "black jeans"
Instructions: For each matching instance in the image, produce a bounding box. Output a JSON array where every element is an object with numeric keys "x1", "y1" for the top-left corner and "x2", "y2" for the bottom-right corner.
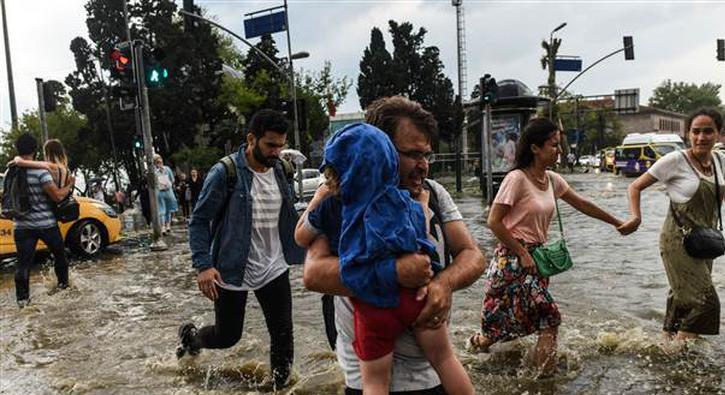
[
  {"x1": 196, "y1": 270, "x2": 293, "y2": 385},
  {"x1": 14, "y1": 226, "x2": 69, "y2": 301}
]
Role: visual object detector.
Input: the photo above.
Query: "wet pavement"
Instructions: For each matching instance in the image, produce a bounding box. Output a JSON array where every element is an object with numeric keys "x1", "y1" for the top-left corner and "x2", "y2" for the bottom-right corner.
[{"x1": 1, "y1": 172, "x2": 723, "y2": 394}]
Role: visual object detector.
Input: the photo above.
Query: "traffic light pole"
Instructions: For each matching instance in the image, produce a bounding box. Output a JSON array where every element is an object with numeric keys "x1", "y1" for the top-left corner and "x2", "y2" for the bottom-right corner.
[
  {"x1": 35, "y1": 78, "x2": 49, "y2": 145},
  {"x1": 484, "y1": 103, "x2": 493, "y2": 205},
  {"x1": 133, "y1": 41, "x2": 166, "y2": 250},
  {"x1": 283, "y1": 0, "x2": 305, "y2": 202}
]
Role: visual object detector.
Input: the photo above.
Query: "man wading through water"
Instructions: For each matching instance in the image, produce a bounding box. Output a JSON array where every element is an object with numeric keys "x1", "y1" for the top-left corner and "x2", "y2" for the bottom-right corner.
[{"x1": 176, "y1": 109, "x2": 304, "y2": 389}]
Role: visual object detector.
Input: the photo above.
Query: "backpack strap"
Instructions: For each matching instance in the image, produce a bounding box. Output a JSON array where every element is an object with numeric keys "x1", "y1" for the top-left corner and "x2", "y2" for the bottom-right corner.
[
  {"x1": 219, "y1": 155, "x2": 237, "y2": 187},
  {"x1": 280, "y1": 158, "x2": 295, "y2": 182},
  {"x1": 423, "y1": 179, "x2": 451, "y2": 267}
]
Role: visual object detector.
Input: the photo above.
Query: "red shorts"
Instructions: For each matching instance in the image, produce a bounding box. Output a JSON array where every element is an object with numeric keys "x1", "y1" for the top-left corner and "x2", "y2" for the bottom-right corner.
[{"x1": 351, "y1": 288, "x2": 425, "y2": 361}]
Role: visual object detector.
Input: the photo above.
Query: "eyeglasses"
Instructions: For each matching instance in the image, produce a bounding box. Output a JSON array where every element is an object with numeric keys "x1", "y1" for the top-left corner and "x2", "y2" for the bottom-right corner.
[{"x1": 397, "y1": 148, "x2": 436, "y2": 164}]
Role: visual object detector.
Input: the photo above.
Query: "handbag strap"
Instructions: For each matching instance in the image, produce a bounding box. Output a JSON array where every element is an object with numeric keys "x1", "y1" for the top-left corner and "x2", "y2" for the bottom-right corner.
[
  {"x1": 547, "y1": 174, "x2": 565, "y2": 241},
  {"x1": 675, "y1": 151, "x2": 723, "y2": 231}
]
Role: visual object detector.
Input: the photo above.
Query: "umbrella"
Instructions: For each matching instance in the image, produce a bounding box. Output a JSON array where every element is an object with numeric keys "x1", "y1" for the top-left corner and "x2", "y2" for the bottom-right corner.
[{"x1": 280, "y1": 149, "x2": 307, "y2": 166}]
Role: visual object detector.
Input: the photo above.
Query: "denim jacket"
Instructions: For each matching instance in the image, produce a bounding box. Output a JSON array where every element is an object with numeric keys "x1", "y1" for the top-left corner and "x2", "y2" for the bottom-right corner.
[{"x1": 188, "y1": 145, "x2": 305, "y2": 286}]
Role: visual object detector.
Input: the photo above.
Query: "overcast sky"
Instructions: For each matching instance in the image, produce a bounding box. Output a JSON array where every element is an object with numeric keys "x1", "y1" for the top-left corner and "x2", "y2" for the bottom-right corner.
[{"x1": 1, "y1": 0, "x2": 724, "y2": 131}]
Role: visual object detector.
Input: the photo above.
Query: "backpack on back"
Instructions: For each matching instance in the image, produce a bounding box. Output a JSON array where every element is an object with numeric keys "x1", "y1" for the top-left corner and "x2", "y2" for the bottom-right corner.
[{"x1": 1, "y1": 165, "x2": 31, "y2": 219}]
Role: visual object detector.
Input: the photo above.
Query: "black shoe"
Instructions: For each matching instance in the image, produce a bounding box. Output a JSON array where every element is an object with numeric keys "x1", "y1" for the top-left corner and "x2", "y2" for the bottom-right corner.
[
  {"x1": 57, "y1": 283, "x2": 68, "y2": 290},
  {"x1": 176, "y1": 323, "x2": 200, "y2": 358},
  {"x1": 17, "y1": 299, "x2": 30, "y2": 309}
]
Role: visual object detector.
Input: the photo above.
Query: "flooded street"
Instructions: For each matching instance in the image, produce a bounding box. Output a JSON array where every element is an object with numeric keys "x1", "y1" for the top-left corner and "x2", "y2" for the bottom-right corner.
[{"x1": 1, "y1": 172, "x2": 723, "y2": 394}]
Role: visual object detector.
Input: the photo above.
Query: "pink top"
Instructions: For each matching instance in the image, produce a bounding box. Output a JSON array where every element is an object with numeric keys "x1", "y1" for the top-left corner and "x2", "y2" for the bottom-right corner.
[{"x1": 492, "y1": 169, "x2": 570, "y2": 244}]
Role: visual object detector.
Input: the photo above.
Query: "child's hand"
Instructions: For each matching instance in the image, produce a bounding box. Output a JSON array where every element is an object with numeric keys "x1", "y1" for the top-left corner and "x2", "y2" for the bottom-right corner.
[{"x1": 415, "y1": 285, "x2": 428, "y2": 301}]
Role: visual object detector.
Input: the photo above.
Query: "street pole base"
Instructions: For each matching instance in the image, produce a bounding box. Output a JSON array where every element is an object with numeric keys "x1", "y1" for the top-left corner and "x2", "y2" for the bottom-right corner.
[{"x1": 150, "y1": 239, "x2": 168, "y2": 251}]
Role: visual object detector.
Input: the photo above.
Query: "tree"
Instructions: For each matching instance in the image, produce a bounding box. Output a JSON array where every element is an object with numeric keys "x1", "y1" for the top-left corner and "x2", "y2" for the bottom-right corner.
[
  {"x1": 65, "y1": 0, "x2": 229, "y2": 188},
  {"x1": 357, "y1": 28, "x2": 394, "y2": 110},
  {"x1": 0, "y1": 106, "x2": 89, "y2": 173},
  {"x1": 649, "y1": 80, "x2": 723, "y2": 115},
  {"x1": 540, "y1": 38, "x2": 562, "y2": 100},
  {"x1": 357, "y1": 21, "x2": 460, "y2": 145},
  {"x1": 299, "y1": 61, "x2": 352, "y2": 118}
]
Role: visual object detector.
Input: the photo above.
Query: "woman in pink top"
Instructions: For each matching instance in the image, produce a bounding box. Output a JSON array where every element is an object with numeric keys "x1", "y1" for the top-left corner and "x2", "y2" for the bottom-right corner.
[{"x1": 469, "y1": 118, "x2": 626, "y2": 376}]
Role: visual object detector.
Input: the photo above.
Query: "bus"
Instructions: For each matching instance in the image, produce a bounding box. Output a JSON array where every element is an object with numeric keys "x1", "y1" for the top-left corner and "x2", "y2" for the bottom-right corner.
[{"x1": 614, "y1": 133, "x2": 685, "y2": 176}]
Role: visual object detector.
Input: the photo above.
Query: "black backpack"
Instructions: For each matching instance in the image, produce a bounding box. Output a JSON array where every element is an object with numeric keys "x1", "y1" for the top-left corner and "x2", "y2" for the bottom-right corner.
[{"x1": 1, "y1": 165, "x2": 31, "y2": 219}]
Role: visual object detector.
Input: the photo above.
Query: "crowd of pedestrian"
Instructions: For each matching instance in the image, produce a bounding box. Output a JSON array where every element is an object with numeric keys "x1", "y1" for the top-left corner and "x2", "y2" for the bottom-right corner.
[
  {"x1": 174, "y1": 101, "x2": 722, "y2": 393},
  {"x1": 5, "y1": 98, "x2": 722, "y2": 393}
]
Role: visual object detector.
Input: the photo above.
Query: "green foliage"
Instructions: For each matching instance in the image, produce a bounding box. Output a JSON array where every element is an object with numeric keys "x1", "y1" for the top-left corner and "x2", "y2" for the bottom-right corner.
[
  {"x1": 0, "y1": 106, "x2": 89, "y2": 171},
  {"x1": 66, "y1": 0, "x2": 227, "y2": 188},
  {"x1": 357, "y1": 21, "x2": 460, "y2": 144},
  {"x1": 649, "y1": 80, "x2": 723, "y2": 115},
  {"x1": 557, "y1": 98, "x2": 625, "y2": 155},
  {"x1": 298, "y1": 61, "x2": 352, "y2": 116},
  {"x1": 170, "y1": 145, "x2": 223, "y2": 173}
]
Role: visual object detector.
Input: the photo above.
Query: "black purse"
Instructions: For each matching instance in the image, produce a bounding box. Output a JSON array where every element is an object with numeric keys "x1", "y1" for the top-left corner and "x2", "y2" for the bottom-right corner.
[
  {"x1": 670, "y1": 153, "x2": 725, "y2": 260},
  {"x1": 54, "y1": 169, "x2": 80, "y2": 224}
]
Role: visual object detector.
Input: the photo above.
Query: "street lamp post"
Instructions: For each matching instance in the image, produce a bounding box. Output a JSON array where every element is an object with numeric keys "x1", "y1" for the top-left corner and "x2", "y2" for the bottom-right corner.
[
  {"x1": 547, "y1": 22, "x2": 567, "y2": 119},
  {"x1": 179, "y1": 9, "x2": 309, "y2": 201}
]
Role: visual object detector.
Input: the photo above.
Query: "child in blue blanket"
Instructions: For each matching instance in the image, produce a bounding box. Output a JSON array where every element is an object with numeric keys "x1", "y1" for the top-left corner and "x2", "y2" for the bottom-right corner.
[{"x1": 296, "y1": 123, "x2": 473, "y2": 394}]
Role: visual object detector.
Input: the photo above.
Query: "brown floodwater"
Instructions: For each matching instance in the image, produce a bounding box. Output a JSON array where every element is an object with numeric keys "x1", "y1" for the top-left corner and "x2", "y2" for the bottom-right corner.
[{"x1": 1, "y1": 172, "x2": 723, "y2": 394}]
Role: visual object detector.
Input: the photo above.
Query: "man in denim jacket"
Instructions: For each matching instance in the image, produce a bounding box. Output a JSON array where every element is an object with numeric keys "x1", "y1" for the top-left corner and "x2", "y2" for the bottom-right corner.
[{"x1": 177, "y1": 109, "x2": 304, "y2": 389}]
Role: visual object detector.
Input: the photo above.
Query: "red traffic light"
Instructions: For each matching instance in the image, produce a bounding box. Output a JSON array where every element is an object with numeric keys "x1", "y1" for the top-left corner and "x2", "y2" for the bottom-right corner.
[{"x1": 110, "y1": 48, "x2": 131, "y2": 72}]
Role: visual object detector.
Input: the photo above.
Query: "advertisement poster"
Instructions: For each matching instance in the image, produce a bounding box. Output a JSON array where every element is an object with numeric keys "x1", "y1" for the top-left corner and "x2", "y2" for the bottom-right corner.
[{"x1": 491, "y1": 114, "x2": 522, "y2": 172}]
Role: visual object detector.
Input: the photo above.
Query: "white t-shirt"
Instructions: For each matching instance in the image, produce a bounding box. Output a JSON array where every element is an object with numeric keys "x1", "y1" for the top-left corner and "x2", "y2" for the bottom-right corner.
[
  {"x1": 218, "y1": 168, "x2": 288, "y2": 291},
  {"x1": 647, "y1": 151, "x2": 725, "y2": 204}
]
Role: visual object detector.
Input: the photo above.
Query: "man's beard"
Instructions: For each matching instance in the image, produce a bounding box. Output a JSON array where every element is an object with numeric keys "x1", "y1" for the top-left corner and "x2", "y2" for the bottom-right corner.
[{"x1": 253, "y1": 144, "x2": 278, "y2": 168}]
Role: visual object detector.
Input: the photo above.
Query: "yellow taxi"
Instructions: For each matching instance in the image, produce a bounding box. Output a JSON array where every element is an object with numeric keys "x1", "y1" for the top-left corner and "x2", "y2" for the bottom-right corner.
[{"x1": 0, "y1": 195, "x2": 123, "y2": 259}]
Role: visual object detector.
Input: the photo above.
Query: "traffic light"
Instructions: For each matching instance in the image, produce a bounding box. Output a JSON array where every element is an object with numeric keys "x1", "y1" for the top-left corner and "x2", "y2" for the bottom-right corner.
[
  {"x1": 480, "y1": 74, "x2": 498, "y2": 105},
  {"x1": 623, "y1": 36, "x2": 635, "y2": 60},
  {"x1": 133, "y1": 133, "x2": 144, "y2": 151},
  {"x1": 718, "y1": 39, "x2": 724, "y2": 61},
  {"x1": 279, "y1": 98, "x2": 307, "y2": 131},
  {"x1": 110, "y1": 42, "x2": 136, "y2": 110},
  {"x1": 144, "y1": 48, "x2": 169, "y2": 88},
  {"x1": 42, "y1": 81, "x2": 59, "y2": 112}
]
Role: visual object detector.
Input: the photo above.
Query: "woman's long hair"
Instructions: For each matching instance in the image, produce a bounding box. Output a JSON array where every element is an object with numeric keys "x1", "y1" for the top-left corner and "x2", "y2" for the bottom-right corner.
[
  {"x1": 43, "y1": 139, "x2": 68, "y2": 167},
  {"x1": 513, "y1": 118, "x2": 558, "y2": 170}
]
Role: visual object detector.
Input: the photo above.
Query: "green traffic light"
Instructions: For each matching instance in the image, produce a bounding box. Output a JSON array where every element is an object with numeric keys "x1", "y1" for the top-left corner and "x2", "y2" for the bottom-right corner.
[{"x1": 146, "y1": 66, "x2": 168, "y2": 86}]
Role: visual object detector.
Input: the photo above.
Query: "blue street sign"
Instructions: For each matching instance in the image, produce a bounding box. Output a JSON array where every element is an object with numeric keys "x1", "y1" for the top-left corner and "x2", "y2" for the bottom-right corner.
[
  {"x1": 554, "y1": 57, "x2": 582, "y2": 72},
  {"x1": 244, "y1": 11, "x2": 287, "y2": 39}
]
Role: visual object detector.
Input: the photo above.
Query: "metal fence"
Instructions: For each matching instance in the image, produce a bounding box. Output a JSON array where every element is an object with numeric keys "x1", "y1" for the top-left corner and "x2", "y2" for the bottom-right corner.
[{"x1": 429, "y1": 151, "x2": 482, "y2": 177}]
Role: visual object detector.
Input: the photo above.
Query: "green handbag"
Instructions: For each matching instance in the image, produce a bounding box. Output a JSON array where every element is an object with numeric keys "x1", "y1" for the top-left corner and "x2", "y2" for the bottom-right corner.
[{"x1": 531, "y1": 176, "x2": 573, "y2": 277}]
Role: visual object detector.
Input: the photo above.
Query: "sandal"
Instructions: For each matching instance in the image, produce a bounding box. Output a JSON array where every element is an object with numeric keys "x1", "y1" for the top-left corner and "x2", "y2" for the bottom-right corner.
[{"x1": 467, "y1": 332, "x2": 492, "y2": 353}]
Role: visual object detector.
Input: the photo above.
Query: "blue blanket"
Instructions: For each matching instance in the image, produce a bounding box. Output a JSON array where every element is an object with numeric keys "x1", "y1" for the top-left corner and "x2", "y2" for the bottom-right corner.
[{"x1": 322, "y1": 123, "x2": 437, "y2": 308}]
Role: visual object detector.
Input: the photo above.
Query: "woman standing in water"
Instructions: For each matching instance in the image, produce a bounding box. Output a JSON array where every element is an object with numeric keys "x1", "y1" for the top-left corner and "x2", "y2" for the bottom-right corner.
[
  {"x1": 469, "y1": 118, "x2": 625, "y2": 375},
  {"x1": 620, "y1": 108, "x2": 723, "y2": 344}
]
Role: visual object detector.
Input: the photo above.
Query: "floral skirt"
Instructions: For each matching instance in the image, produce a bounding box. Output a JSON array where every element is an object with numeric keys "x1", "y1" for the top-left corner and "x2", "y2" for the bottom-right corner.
[{"x1": 480, "y1": 244, "x2": 561, "y2": 343}]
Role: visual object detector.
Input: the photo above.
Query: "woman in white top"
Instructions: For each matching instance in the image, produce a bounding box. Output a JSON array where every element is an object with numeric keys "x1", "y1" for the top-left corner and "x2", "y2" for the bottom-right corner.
[{"x1": 620, "y1": 108, "x2": 723, "y2": 344}]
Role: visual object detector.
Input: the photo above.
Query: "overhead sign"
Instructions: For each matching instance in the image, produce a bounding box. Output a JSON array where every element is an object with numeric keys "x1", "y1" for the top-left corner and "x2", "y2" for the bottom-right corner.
[
  {"x1": 244, "y1": 11, "x2": 287, "y2": 39},
  {"x1": 554, "y1": 56, "x2": 582, "y2": 72}
]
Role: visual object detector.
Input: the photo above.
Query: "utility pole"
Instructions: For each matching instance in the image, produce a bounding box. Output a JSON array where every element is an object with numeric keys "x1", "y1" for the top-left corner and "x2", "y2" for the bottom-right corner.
[
  {"x1": 133, "y1": 41, "x2": 166, "y2": 250},
  {"x1": 35, "y1": 78, "x2": 49, "y2": 144},
  {"x1": 97, "y1": 56, "x2": 121, "y2": 192},
  {"x1": 452, "y1": 0, "x2": 467, "y2": 192},
  {"x1": 1, "y1": 0, "x2": 18, "y2": 129},
  {"x1": 283, "y1": 0, "x2": 305, "y2": 201}
]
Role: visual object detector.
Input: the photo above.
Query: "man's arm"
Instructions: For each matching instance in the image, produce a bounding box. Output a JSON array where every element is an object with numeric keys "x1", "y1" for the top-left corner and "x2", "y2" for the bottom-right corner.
[
  {"x1": 188, "y1": 165, "x2": 228, "y2": 301},
  {"x1": 414, "y1": 219, "x2": 485, "y2": 329},
  {"x1": 303, "y1": 236, "x2": 352, "y2": 296},
  {"x1": 41, "y1": 175, "x2": 74, "y2": 203},
  {"x1": 303, "y1": 236, "x2": 434, "y2": 296}
]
